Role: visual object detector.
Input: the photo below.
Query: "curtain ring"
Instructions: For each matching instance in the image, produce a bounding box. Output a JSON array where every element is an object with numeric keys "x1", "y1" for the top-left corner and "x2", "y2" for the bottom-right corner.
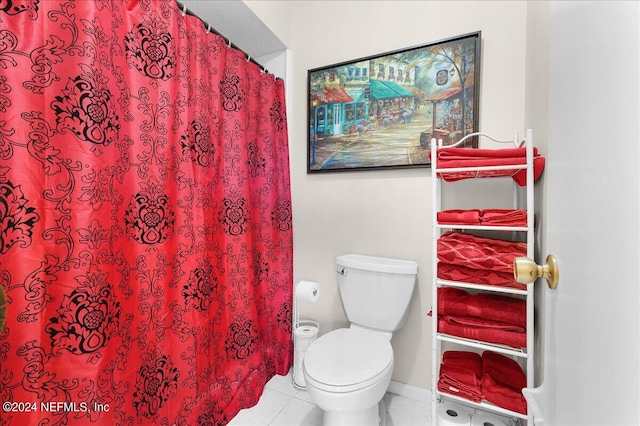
[
  {"x1": 206, "y1": 23, "x2": 211, "y2": 34},
  {"x1": 228, "y1": 39, "x2": 232, "y2": 48},
  {"x1": 246, "y1": 55, "x2": 251, "y2": 63},
  {"x1": 181, "y1": 3, "x2": 187, "y2": 16}
]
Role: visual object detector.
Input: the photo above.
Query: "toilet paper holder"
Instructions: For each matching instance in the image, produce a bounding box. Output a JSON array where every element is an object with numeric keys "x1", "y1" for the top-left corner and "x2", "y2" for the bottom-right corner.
[{"x1": 292, "y1": 280, "x2": 320, "y2": 389}]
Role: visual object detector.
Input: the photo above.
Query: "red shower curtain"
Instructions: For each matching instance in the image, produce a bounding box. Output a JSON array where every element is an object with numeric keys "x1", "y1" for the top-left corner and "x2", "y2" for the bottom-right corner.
[{"x1": 0, "y1": 1, "x2": 293, "y2": 424}]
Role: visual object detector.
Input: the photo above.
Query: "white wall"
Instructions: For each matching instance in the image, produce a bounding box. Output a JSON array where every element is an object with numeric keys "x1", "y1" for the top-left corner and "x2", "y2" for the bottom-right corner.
[{"x1": 248, "y1": 1, "x2": 530, "y2": 389}]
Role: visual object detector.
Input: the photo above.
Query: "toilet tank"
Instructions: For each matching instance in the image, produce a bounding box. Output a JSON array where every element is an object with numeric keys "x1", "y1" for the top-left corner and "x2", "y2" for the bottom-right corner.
[{"x1": 336, "y1": 254, "x2": 418, "y2": 332}]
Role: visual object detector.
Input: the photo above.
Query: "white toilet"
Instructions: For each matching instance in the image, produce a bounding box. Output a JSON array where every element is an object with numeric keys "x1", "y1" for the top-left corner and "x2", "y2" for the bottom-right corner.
[{"x1": 302, "y1": 254, "x2": 418, "y2": 426}]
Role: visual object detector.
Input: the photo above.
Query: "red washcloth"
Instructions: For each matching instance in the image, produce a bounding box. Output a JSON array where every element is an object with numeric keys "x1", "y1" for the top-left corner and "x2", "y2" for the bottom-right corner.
[
  {"x1": 443, "y1": 351, "x2": 483, "y2": 379},
  {"x1": 436, "y1": 147, "x2": 545, "y2": 186},
  {"x1": 438, "y1": 318, "x2": 527, "y2": 349},
  {"x1": 480, "y1": 209, "x2": 527, "y2": 227},
  {"x1": 481, "y1": 373, "x2": 528, "y2": 414},
  {"x1": 437, "y1": 209, "x2": 482, "y2": 225},
  {"x1": 437, "y1": 263, "x2": 527, "y2": 290},
  {"x1": 438, "y1": 287, "x2": 527, "y2": 328},
  {"x1": 482, "y1": 351, "x2": 527, "y2": 390},
  {"x1": 438, "y1": 363, "x2": 484, "y2": 402},
  {"x1": 437, "y1": 232, "x2": 527, "y2": 274}
]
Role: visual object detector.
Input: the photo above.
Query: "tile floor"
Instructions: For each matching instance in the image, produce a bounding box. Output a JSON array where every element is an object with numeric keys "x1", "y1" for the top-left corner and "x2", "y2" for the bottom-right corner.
[{"x1": 228, "y1": 371, "x2": 431, "y2": 426}]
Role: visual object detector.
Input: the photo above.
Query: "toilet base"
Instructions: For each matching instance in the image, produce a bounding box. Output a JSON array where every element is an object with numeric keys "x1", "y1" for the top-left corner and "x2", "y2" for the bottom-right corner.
[{"x1": 322, "y1": 401, "x2": 386, "y2": 426}]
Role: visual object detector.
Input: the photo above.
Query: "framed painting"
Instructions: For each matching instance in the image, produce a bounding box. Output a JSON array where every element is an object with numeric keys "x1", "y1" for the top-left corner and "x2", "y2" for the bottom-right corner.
[{"x1": 307, "y1": 31, "x2": 481, "y2": 173}]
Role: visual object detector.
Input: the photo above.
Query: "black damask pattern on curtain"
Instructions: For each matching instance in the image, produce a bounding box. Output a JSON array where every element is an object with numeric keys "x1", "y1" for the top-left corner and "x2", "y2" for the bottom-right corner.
[{"x1": 0, "y1": 1, "x2": 293, "y2": 424}]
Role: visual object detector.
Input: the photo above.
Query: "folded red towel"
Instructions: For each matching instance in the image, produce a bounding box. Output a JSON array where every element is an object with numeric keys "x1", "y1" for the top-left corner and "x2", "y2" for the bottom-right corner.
[
  {"x1": 440, "y1": 363, "x2": 481, "y2": 389},
  {"x1": 436, "y1": 147, "x2": 545, "y2": 186},
  {"x1": 438, "y1": 363, "x2": 484, "y2": 402},
  {"x1": 481, "y1": 373, "x2": 528, "y2": 414},
  {"x1": 443, "y1": 350, "x2": 482, "y2": 364},
  {"x1": 437, "y1": 232, "x2": 527, "y2": 274},
  {"x1": 480, "y1": 209, "x2": 527, "y2": 227},
  {"x1": 438, "y1": 287, "x2": 527, "y2": 328},
  {"x1": 437, "y1": 147, "x2": 538, "y2": 160},
  {"x1": 438, "y1": 380, "x2": 484, "y2": 403},
  {"x1": 438, "y1": 318, "x2": 527, "y2": 349},
  {"x1": 443, "y1": 315, "x2": 525, "y2": 333},
  {"x1": 442, "y1": 351, "x2": 482, "y2": 379},
  {"x1": 482, "y1": 351, "x2": 527, "y2": 390},
  {"x1": 437, "y1": 209, "x2": 482, "y2": 225},
  {"x1": 437, "y1": 263, "x2": 527, "y2": 290}
]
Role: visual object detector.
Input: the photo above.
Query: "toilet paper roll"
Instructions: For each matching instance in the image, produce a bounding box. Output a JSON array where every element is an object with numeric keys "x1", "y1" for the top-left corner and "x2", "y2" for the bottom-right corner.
[
  {"x1": 294, "y1": 325, "x2": 318, "y2": 352},
  {"x1": 293, "y1": 323, "x2": 318, "y2": 388},
  {"x1": 296, "y1": 280, "x2": 320, "y2": 302},
  {"x1": 436, "y1": 402, "x2": 472, "y2": 426},
  {"x1": 470, "y1": 412, "x2": 511, "y2": 426}
]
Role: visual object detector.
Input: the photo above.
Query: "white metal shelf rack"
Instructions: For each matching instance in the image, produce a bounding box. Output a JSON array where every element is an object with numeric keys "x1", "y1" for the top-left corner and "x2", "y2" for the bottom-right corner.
[{"x1": 430, "y1": 129, "x2": 536, "y2": 425}]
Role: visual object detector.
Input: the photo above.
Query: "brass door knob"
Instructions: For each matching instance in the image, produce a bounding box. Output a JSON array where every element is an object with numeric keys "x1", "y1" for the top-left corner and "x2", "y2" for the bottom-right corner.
[{"x1": 514, "y1": 254, "x2": 559, "y2": 289}]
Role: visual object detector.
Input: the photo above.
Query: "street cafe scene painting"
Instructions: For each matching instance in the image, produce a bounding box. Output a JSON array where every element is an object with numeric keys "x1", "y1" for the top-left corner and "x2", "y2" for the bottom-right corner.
[{"x1": 308, "y1": 32, "x2": 481, "y2": 173}]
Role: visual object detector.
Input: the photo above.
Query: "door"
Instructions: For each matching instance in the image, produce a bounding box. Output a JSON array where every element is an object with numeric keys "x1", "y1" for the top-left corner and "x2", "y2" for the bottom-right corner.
[
  {"x1": 333, "y1": 104, "x2": 342, "y2": 136},
  {"x1": 315, "y1": 106, "x2": 326, "y2": 139},
  {"x1": 523, "y1": 2, "x2": 640, "y2": 425}
]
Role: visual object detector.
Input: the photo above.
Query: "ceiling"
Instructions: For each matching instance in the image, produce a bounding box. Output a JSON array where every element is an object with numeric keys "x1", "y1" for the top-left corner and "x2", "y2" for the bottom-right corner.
[{"x1": 179, "y1": 0, "x2": 286, "y2": 59}]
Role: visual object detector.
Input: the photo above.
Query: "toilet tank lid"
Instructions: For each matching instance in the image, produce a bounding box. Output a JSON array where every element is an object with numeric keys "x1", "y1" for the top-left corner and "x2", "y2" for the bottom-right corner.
[{"x1": 337, "y1": 254, "x2": 418, "y2": 275}]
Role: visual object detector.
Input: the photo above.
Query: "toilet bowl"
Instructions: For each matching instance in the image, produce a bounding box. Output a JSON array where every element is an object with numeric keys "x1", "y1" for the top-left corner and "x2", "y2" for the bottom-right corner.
[
  {"x1": 303, "y1": 327, "x2": 393, "y2": 425},
  {"x1": 302, "y1": 254, "x2": 418, "y2": 426}
]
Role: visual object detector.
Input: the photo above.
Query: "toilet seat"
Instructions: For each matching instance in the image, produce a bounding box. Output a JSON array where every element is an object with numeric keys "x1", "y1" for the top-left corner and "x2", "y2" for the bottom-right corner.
[{"x1": 303, "y1": 328, "x2": 393, "y2": 393}]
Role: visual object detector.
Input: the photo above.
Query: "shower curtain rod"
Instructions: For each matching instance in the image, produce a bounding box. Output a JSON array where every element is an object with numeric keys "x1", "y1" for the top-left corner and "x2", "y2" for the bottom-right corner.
[{"x1": 175, "y1": 0, "x2": 279, "y2": 80}]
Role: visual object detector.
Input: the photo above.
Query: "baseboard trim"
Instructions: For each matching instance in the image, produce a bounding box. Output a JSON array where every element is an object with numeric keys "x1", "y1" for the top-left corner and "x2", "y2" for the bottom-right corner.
[{"x1": 388, "y1": 381, "x2": 431, "y2": 403}]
